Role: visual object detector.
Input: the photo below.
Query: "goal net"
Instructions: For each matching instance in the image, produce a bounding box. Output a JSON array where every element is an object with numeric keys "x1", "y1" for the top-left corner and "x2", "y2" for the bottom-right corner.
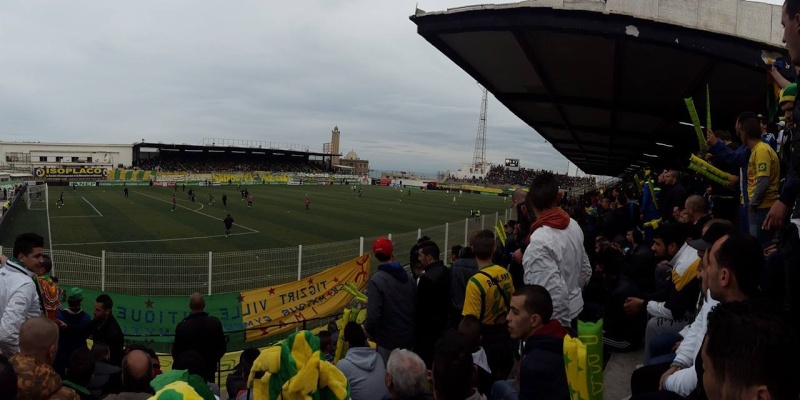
[{"x1": 26, "y1": 184, "x2": 48, "y2": 211}]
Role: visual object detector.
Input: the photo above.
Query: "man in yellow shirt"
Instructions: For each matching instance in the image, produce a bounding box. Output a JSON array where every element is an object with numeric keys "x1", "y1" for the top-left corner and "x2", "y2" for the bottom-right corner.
[
  {"x1": 741, "y1": 112, "x2": 780, "y2": 247},
  {"x1": 462, "y1": 229, "x2": 515, "y2": 382}
]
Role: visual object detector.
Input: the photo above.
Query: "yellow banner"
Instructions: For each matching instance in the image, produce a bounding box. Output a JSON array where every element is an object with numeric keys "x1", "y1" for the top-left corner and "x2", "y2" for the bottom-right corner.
[{"x1": 240, "y1": 254, "x2": 371, "y2": 341}]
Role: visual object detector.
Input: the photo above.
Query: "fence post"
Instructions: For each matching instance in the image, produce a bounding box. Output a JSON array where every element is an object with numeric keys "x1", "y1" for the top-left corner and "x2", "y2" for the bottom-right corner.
[
  {"x1": 464, "y1": 218, "x2": 468, "y2": 246},
  {"x1": 359, "y1": 237, "x2": 364, "y2": 256},
  {"x1": 444, "y1": 223, "x2": 449, "y2": 256},
  {"x1": 481, "y1": 214, "x2": 485, "y2": 229},
  {"x1": 388, "y1": 233, "x2": 392, "y2": 241},
  {"x1": 297, "y1": 245, "x2": 303, "y2": 281},
  {"x1": 495, "y1": 212, "x2": 499, "y2": 227},
  {"x1": 101, "y1": 250, "x2": 106, "y2": 292},
  {"x1": 207, "y1": 251, "x2": 213, "y2": 296},
  {"x1": 417, "y1": 228, "x2": 422, "y2": 239}
]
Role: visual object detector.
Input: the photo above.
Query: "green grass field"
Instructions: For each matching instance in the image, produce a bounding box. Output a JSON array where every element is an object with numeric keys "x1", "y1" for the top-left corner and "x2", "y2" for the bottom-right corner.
[{"x1": 0, "y1": 185, "x2": 511, "y2": 256}]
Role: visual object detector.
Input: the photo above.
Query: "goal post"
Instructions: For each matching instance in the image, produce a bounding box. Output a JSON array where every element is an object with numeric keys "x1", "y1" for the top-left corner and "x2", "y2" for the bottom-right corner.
[{"x1": 26, "y1": 184, "x2": 48, "y2": 211}]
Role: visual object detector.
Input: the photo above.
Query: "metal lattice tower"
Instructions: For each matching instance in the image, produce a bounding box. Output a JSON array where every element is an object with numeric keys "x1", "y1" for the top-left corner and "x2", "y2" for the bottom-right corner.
[{"x1": 472, "y1": 86, "x2": 488, "y2": 170}]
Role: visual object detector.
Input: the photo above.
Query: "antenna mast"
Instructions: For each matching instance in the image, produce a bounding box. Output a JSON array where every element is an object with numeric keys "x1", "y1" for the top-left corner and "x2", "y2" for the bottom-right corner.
[{"x1": 472, "y1": 86, "x2": 488, "y2": 172}]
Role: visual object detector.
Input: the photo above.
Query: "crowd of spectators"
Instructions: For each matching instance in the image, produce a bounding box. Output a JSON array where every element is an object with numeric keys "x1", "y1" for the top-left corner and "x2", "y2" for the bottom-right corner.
[
  {"x1": 134, "y1": 153, "x2": 328, "y2": 174},
  {"x1": 447, "y1": 165, "x2": 595, "y2": 189}
]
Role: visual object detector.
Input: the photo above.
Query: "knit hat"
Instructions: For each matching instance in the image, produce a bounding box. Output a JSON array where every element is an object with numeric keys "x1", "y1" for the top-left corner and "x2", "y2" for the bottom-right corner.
[
  {"x1": 780, "y1": 83, "x2": 797, "y2": 105},
  {"x1": 150, "y1": 370, "x2": 214, "y2": 400},
  {"x1": 66, "y1": 287, "x2": 83, "y2": 302}
]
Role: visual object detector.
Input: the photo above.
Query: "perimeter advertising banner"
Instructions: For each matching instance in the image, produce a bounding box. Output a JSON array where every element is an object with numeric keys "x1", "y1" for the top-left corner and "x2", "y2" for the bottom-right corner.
[
  {"x1": 63, "y1": 254, "x2": 370, "y2": 344},
  {"x1": 34, "y1": 167, "x2": 109, "y2": 181}
]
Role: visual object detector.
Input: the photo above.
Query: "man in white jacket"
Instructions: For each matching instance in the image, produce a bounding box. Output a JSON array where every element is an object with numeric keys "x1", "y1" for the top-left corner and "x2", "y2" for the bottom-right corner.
[
  {"x1": 630, "y1": 227, "x2": 761, "y2": 398},
  {"x1": 0, "y1": 233, "x2": 45, "y2": 357},
  {"x1": 522, "y1": 172, "x2": 591, "y2": 328}
]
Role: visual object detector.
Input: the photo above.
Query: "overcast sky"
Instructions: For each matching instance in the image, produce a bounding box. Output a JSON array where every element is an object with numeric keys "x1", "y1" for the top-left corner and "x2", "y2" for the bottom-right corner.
[{"x1": 0, "y1": 0, "x2": 784, "y2": 175}]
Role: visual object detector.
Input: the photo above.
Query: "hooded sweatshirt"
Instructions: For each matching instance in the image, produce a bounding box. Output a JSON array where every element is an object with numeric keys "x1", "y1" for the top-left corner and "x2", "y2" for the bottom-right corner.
[
  {"x1": 336, "y1": 347, "x2": 389, "y2": 400},
  {"x1": 364, "y1": 262, "x2": 415, "y2": 351}
]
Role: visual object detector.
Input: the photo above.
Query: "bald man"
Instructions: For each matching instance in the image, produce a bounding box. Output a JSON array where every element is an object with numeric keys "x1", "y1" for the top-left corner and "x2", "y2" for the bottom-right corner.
[
  {"x1": 104, "y1": 350, "x2": 154, "y2": 399},
  {"x1": 172, "y1": 293, "x2": 226, "y2": 382},
  {"x1": 10, "y1": 317, "x2": 79, "y2": 399},
  {"x1": 684, "y1": 195, "x2": 711, "y2": 240}
]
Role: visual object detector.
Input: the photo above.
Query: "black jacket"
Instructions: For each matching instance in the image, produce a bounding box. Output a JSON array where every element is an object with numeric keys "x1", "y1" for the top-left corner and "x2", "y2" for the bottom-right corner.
[
  {"x1": 626, "y1": 244, "x2": 657, "y2": 294},
  {"x1": 172, "y1": 312, "x2": 227, "y2": 382},
  {"x1": 414, "y1": 261, "x2": 451, "y2": 367},
  {"x1": 603, "y1": 275, "x2": 646, "y2": 346},
  {"x1": 519, "y1": 320, "x2": 570, "y2": 400},
  {"x1": 659, "y1": 182, "x2": 688, "y2": 222},
  {"x1": 89, "y1": 315, "x2": 125, "y2": 366}
]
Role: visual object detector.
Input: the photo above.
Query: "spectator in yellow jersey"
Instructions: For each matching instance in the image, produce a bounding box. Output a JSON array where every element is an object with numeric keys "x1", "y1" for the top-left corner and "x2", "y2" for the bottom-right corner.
[
  {"x1": 462, "y1": 229, "x2": 515, "y2": 382},
  {"x1": 740, "y1": 112, "x2": 780, "y2": 247}
]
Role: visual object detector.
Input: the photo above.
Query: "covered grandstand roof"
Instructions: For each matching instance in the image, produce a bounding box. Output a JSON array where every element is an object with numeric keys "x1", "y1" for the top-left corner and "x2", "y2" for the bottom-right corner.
[{"x1": 411, "y1": 0, "x2": 788, "y2": 176}]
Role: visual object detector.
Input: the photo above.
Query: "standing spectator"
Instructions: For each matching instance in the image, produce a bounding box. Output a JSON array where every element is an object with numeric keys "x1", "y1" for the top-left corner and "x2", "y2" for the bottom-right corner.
[
  {"x1": 740, "y1": 112, "x2": 780, "y2": 247},
  {"x1": 364, "y1": 238, "x2": 415, "y2": 366},
  {"x1": 230, "y1": 348, "x2": 260, "y2": 400},
  {"x1": 62, "y1": 348, "x2": 96, "y2": 400},
  {"x1": 10, "y1": 317, "x2": 79, "y2": 399},
  {"x1": 102, "y1": 350, "x2": 154, "y2": 399},
  {"x1": 336, "y1": 322, "x2": 388, "y2": 400},
  {"x1": 0, "y1": 233, "x2": 45, "y2": 357},
  {"x1": 55, "y1": 288, "x2": 92, "y2": 376},
  {"x1": 450, "y1": 246, "x2": 478, "y2": 327},
  {"x1": 659, "y1": 170, "x2": 688, "y2": 223},
  {"x1": 461, "y1": 230, "x2": 515, "y2": 381},
  {"x1": 409, "y1": 236, "x2": 430, "y2": 281},
  {"x1": 384, "y1": 349, "x2": 428, "y2": 400},
  {"x1": 414, "y1": 241, "x2": 451, "y2": 368},
  {"x1": 172, "y1": 293, "x2": 226, "y2": 383},
  {"x1": 88, "y1": 294, "x2": 125, "y2": 366},
  {"x1": 522, "y1": 172, "x2": 592, "y2": 328},
  {"x1": 37, "y1": 254, "x2": 62, "y2": 321},
  {"x1": 431, "y1": 331, "x2": 485, "y2": 400},
  {"x1": 492, "y1": 285, "x2": 569, "y2": 400}
]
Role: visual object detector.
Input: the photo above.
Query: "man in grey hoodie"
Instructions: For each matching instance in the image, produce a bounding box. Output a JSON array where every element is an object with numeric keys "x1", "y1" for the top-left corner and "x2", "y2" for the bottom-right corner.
[
  {"x1": 365, "y1": 237, "x2": 416, "y2": 365},
  {"x1": 337, "y1": 322, "x2": 389, "y2": 400}
]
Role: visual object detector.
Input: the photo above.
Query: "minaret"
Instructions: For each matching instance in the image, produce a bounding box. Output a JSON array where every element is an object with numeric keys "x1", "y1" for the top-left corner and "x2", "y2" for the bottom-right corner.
[{"x1": 331, "y1": 126, "x2": 341, "y2": 165}]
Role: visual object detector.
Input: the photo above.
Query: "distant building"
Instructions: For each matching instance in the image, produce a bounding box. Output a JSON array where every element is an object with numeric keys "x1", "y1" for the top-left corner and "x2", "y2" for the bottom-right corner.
[{"x1": 339, "y1": 150, "x2": 369, "y2": 176}]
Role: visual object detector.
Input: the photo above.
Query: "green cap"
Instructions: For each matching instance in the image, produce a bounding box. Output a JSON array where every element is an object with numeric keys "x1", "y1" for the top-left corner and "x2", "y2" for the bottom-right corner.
[{"x1": 67, "y1": 287, "x2": 83, "y2": 302}]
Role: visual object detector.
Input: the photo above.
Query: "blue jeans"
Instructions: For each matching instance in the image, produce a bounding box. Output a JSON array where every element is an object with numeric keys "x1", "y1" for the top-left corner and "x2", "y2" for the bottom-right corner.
[
  {"x1": 748, "y1": 207, "x2": 772, "y2": 248},
  {"x1": 490, "y1": 380, "x2": 519, "y2": 400},
  {"x1": 645, "y1": 332, "x2": 682, "y2": 365}
]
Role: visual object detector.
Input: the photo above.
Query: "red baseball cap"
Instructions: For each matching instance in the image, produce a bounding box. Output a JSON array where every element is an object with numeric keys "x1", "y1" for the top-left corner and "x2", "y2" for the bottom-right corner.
[{"x1": 372, "y1": 237, "x2": 393, "y2": 256}]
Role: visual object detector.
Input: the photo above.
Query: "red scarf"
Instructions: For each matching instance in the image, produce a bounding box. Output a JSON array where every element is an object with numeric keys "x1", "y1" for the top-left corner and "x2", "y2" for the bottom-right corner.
[{"x1": 525, "y1": 207, "x2": 571, "y2": 246}]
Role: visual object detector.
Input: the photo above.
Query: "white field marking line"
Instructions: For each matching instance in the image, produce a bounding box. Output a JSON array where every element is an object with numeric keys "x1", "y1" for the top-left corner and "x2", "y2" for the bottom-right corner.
[
  {"x1": 82, "y1": 197, "x2": 103, "y2": 216},
  {"x1": 52, "y1": 231, "x2": 258, "y2": 246},
  {"x1": 51, "y1": 215, "x2": 103, "y2": 219},
  {"x1": 132, "y1": 190, "x2": 259, "y2": 233}
]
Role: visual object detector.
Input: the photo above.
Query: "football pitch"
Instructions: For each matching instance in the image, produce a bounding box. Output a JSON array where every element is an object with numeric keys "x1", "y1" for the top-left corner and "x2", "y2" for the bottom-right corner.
[{"x1": 0, "y1": 185, "x2": 511, "y2": 256}]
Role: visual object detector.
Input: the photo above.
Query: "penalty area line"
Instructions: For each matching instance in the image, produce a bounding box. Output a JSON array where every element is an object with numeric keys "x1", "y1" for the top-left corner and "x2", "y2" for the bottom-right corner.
[
  {"x1": 52, "y1": 231, "x2": 259, "y2": 247},
  {"x1": 82, "y1": 197, "x2": 103, "y2": 216},
  {"x1": 132, "y1": 190, "x2": 259, "y2": 233}
]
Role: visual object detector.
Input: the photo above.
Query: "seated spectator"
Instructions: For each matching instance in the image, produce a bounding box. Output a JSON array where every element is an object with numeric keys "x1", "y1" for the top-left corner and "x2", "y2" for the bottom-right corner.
[
  {"x1": 124, "y1": 344, "x2": 163, "y2": 378},
  {"x1": 225, "y1": 347, "x2": 261, "y2": 399},
  {"x1": 682, "y1": 195, "x2": 711, "y2": 241},
  {"x1": 233, "y1": 348, "x2": 261, "y2": 400},
  {"x1": 432, "y1": 330, "x2": 485, "y2": 400},
  {"x1": 103, "y1": 350, "x2": 154, "y2": 399},
  {"x1": 88, "y1": 343, "x2": 122, "y2": 398},
  {"x1": 702, "y1": 301, "x2": 798, "y2": 399},
  {"x1": 492, "y1": 285, "x2": 569, "y2": 400},
  {"x1": 594, "y1": 247, "x2": 646, "y2": 354},
  {"x1": 10, "y1": 317, "x2": 79, "y2": 399},
  {"x1": 623, "y1": 223, "x2": 700, "y2": 363},
  {"x1": 336, "y1": 322, "x2": 388, "y2": 400},
  {"x1": 63, "y1": 348, "x2": 96, "y2": 400},
  {"x1": 0, "y1": 354, "x2": 17, "y2": 399},
  {"x1": 457, "y1": 316, "x2": 493, "y2": 397},
  {"x1": 384, "y1": 349, "x2": 429, "y2": 400}
]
